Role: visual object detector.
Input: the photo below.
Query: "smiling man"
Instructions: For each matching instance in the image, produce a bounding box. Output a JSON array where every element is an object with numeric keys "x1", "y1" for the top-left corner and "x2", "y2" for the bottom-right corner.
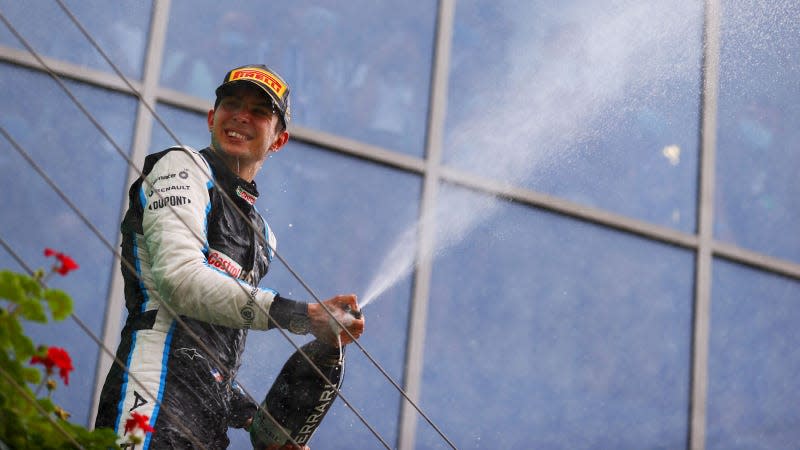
[
  {"x1": 95, "y1": 65, "x2": 364, "y2": 449},
  {"x1": 209, "y1": 66, "x2": 290, "y2": 183}
]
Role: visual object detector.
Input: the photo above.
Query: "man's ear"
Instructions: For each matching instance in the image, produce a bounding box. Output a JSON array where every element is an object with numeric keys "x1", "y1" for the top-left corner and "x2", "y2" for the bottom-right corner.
[
  {"x1": 270, "y1": 130, "x2": 290, "y2": 152},
  {"x1": 207, "y1": 109, "x2": 215, "y2": 131}
]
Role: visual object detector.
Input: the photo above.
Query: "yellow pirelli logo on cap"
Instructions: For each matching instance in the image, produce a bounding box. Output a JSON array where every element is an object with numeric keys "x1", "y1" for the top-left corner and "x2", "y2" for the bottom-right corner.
[{"x1": 228, "y1": 68, "x2": 286, "y2": 97}]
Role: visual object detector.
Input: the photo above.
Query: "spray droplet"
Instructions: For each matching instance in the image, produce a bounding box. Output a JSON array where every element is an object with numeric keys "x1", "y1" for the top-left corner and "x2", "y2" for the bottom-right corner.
[{"x1": 662, "y1": 145, "x2": 681, "y2": 165}]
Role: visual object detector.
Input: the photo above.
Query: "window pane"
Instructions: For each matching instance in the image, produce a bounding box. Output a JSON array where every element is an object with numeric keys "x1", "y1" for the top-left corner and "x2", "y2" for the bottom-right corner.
[
  {"x1": 0, "y1": 0, "x2": 152, "y2": 79},
  {"x1": 161, "y1": 0, "x2": 435, "y2": 157},
  {"x1": 707, "y1": 259, "x2": 800, "y2": 449},
  {"x1": 226, "y1": 142, "x2": 422, "y2": 448},
  {"x1": 0, "y1": 63, "x2": 137, "y2": 425},
  {"x1": 446, "y1": 0, "x2": 702, "y2": 231},
  {"x1": 419, "y1": 184, "x2": 694, "y2": 449},
  {"x1": 151, "y1": 103, "x2": 209, "y2": 153},
  {"x1": 714, "y1": 0, "x2": 800, "y2": 263}
]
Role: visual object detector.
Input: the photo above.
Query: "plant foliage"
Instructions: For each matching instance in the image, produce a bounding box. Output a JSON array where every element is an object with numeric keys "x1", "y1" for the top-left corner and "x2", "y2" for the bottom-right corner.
[{"x1": 0, "y1": 268, "x2": 119, "y2": 449}]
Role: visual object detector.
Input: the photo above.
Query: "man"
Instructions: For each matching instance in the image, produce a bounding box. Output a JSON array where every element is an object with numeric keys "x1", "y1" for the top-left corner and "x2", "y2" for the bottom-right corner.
[{"x1": 95, "y1": 64, "x2": 364, "y2": 449}]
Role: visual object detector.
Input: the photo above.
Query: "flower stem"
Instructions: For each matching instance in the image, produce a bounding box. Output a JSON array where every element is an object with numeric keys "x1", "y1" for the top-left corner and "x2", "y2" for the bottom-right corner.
[{"x1": 34, "y1": 376, "x2": 49, "y2": 396}]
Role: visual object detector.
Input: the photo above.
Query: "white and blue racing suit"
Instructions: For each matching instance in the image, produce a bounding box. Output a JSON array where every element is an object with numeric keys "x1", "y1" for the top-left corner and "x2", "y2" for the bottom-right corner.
[{"x1": 95, "y1": 146, "x2": 304, "y2": 449}]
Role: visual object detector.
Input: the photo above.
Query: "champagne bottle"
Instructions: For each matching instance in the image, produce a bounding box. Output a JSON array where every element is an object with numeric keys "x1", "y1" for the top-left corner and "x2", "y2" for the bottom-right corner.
[{"x1": 249, "y1": 339, "x2": 344, "y2": 448}]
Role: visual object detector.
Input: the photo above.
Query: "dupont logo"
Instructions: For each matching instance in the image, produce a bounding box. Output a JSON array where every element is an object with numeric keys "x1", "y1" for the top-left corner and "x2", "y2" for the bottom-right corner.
[
  {"x1": 148, "y1": 195, "x2": 190, "y2": 210},
  {"x1": 228, "y1": 68, "x2": 286, "y2": 97}
]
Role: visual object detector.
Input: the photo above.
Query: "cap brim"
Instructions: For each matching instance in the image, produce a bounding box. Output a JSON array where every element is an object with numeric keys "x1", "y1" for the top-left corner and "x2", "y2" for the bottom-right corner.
[{"x1": 215, "y1": 80, "x2": 287, "y2": 126}]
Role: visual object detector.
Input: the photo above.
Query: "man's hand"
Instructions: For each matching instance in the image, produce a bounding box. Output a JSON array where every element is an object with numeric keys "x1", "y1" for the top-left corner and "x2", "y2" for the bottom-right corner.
[{"x1": 308, "y1": 294, "x2": 364, "y2": 346}]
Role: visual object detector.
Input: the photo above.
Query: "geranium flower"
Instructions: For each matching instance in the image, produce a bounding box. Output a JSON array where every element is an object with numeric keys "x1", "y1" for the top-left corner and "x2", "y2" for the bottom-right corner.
[
  {"x1": 124, "y1": 412, "x2": 155, "y2": 434},
  {"x1": 44, "y1": 248, "x2": 79, "y2": 276},
  {"x1": 30, "y1": 346, "x2": 74, "y2": 385}
]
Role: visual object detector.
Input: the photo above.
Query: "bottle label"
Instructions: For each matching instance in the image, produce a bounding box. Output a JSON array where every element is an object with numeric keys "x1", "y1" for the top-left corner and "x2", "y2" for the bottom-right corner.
[{"x1": 293, "y1": 383, "x2": 338, "y2": 444}]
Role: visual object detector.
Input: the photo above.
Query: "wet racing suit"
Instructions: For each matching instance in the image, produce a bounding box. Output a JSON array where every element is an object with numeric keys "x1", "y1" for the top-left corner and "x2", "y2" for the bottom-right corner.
[{"x1": 95, "y1": 146, "x2": 305, "y2": 449}]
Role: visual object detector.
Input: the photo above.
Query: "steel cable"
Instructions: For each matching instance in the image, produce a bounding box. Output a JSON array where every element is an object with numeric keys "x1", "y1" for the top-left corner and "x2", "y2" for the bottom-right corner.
[
  {"x1": 0, "y1": 235, "x2": 210, "y2": 450},
  {"x1": 0, "y1": 104, "x2": 387, "y2": 447},
  {"x1": 1, "y1": 120, "x2": 390, "y2": 447},
  {"x1": 0, "y1": 365, "x2": 85, "y2": 450},
  {"x1": 3, "y1": 1, "x2": 458, "y2": 447},
  {"x1": 0, "y1": 10, "x2": 391, "y2": 444},
  {"x1": 49, "y1": 2, "x2": 457, "y2": 444},
  {"x1": 0, "y1": 126, "x2": 296, "y2": 449}
]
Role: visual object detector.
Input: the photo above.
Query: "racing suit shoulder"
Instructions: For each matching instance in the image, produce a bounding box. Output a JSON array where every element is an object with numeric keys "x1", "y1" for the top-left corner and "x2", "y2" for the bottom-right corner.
[{"x1": 131, "y1": 146, "x2": 277, "y2": 330}]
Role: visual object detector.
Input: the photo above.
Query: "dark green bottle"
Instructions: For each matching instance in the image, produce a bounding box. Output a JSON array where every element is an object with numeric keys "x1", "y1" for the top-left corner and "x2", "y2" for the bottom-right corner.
[{"x1": 249, "y1": 339, "x2": 344, "y2": 448}]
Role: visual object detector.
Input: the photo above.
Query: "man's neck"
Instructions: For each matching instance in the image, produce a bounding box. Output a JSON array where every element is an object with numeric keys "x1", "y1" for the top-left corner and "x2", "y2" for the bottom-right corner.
[{"x1": 209, "y1": 145, "x2": 262, "y2": 182}]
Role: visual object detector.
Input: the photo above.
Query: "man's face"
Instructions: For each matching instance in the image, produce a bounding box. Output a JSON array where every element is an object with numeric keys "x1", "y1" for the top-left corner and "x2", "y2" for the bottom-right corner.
[{"x1": 207, "y1": 84, "x2": 287, "y2": 164}]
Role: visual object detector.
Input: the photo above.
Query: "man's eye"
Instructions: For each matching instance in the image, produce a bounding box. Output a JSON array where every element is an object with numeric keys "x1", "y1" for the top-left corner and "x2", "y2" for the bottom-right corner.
[
  {"x1": 252, "y1": 107, "x2": 272, "y2": 118},
  {"x1": 222, "y1": 98, "x2": 243, "y2": 110}
]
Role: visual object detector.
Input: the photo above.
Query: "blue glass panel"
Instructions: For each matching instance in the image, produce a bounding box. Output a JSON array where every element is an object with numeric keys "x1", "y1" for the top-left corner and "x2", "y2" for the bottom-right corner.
[
  {"x1": 418, "y1": 184, "x2": 694, "y2": 449},
  {"x1": 200, "y1": 141, "x2": 421, "y2": 448},
  {"x1": 714, "y1": 0, "x2": 800, "y2": 263},
  {"x1": 707, "y1": 259, "x2": 800, "y2": 449},
  {"x1": 0, "y1": 0, "x2": 152, "y2": 79},
  {"x1": 161, "y1": 0, "x2": 435, "y2": 157},
  {"x1": 151, "y1": 103, "x2": 209, "y2": 153},
  {"x1": 0, "y1": 63, "x2": 136, "y2": 425},
  {"x1": 446, "y1": 0, "x2": 703, "y2": 231}
]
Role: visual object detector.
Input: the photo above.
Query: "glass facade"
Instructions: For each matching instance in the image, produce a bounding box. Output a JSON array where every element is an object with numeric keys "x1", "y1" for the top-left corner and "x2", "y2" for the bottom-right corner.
[
  {"x1": 161, "y1": 0, "x2": 435, "y2": 157},
  {"x1": 714, "y1": 0, "x2": 800, "y2": 263},
  {"x1": 0, "y1": 0, "x2": 151, "y2": 78},
  {"x1": 0, "y1": 1, "x2": 798, "y2": 449},
  {"x1": 446, "y1": 0, "x2": 703, "y2": 232},
  {"x1": 0, "y1": 62, "x2": 137, "y2": 425},
  {"x1": 422, "y1": 185, "x2": 694, "y2": 449},
  {"x1": 707, "y1": 260, "x2": 800, "y2": 449}
]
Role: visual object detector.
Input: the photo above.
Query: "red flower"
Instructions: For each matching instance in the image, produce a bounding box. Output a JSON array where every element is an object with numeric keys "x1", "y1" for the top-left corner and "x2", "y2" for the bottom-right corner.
[
  {"x1": 124, "y1": 412, "x2": 155, "y2": 434},
  {"x1": 44, "y1": 248, "x2": 79, "y2": 276},
  {"x1": 30, "y1": 346, "x2": 74, "y2": 385}
]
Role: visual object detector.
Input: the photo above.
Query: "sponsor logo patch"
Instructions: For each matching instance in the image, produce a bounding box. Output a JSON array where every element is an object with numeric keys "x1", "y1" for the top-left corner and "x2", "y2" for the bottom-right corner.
[
  {"x1": 175, "y1": 347, "x2": 203, "y2": 360},
  {"x1": 147, "y1": 195, "x2": 191, "y2": 210},
  {"x1": 207, "y1": 249, "x2": 243, "y2": 278},
  {"x1": 154, "y1": 173, "x2": 176, "y2": 183},
  {"x1": 236, "y1": 186, "x2": 257, "y2": 205},
  {"x1": 239, "y1": 286, "x2": 259, "y2": 329},
  {"x1": 130, "y1": 390, "x2": 148, "y2": 411},
  {"x1": 228, "y1": 67, "x2": 287, "y2": 98},
  {"x1": 148, "y1": 185, "x2": 190, "y2": 197}
]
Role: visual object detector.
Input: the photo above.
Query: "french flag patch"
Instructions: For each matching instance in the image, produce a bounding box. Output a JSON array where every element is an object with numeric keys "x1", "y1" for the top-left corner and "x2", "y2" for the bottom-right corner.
[{"x1": 210, "y1": 368, "x2": 223, "y2": 382}]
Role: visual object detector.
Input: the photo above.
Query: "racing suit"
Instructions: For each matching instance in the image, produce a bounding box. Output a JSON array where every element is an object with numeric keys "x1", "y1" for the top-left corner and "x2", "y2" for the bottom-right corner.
[{"x1": 95, "y1": 146, "x2": 303, "y2": 449}]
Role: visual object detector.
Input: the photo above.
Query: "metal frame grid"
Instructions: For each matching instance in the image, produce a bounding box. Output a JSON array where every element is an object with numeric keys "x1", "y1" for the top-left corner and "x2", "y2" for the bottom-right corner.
[{"x1": 1, "y1": 0, "x2": 799, "y2": 448}]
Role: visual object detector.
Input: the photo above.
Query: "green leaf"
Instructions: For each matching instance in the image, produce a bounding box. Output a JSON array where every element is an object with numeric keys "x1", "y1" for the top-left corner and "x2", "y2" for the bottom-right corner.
[
  {"x1": 20, "y1": 367, "x2": 41, "y2": 385},
  {"x1": 0, "y1": 312, "x2": 12, "y2": 350},
  {"x1": 80, "y1": 426, "x2": 121, "y2": 449},
  {"x1": 17, "y1": 274, "x2": 42, "y2": 299},
  {"x1": 2, "y1": 316, "x2": 32, "y2": 358},
  {"x1": 36, "y1": 397, "x2": 55, "y2": 413},
  {"x1": 17, "y1": 300, "x2": 47, "y2": 323},
  {"x1": 0, "y1": 352, "x2": 23, "y2": 384},
  {"x1": 9, "y1": 326, "x2": 35, "y2": 361},
  {"x1": 43, "y1": 289, "x2": 73, "y2": 321},
  {"x1": 0, "y1": 271, "x2": 26, "y2": 303}
]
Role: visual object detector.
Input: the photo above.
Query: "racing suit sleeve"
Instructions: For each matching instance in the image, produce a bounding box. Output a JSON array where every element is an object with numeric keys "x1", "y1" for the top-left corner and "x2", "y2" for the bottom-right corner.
[{"x1": 139, "y1": 147, "x2": 276, "y2": 330}]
